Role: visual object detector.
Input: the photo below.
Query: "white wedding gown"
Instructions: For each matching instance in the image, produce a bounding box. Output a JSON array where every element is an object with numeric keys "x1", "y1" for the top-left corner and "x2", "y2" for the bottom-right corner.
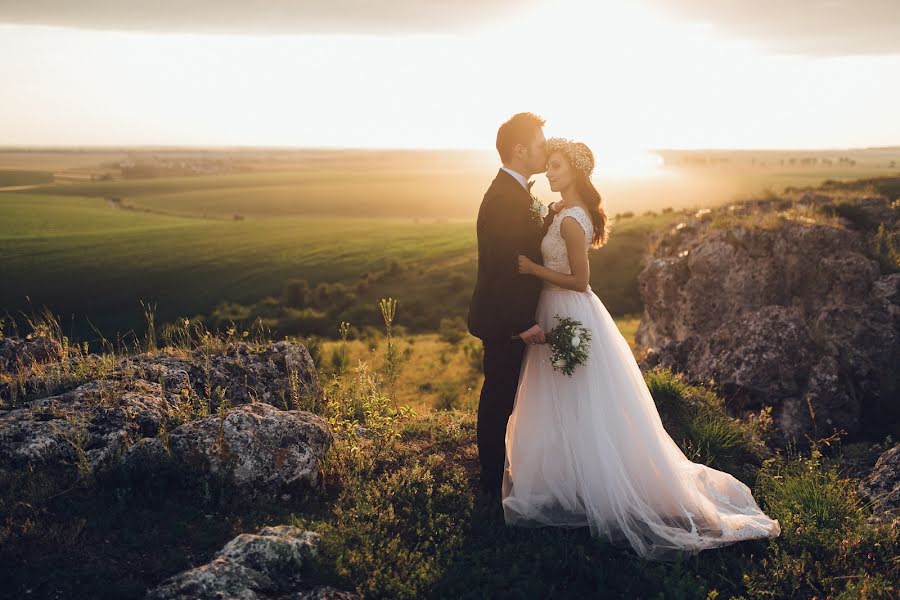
[{"x1": 501, "y1": 206, "x2": 781, "y2": 561}]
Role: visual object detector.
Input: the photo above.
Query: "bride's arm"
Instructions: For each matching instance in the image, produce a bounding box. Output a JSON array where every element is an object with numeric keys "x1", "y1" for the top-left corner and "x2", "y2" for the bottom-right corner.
[{"x1": 518, "y1": 217, "x2": 590, "y2": 292}]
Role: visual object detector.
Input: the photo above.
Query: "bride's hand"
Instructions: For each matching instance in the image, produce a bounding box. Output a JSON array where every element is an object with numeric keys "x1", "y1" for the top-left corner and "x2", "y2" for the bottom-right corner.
[{"x1": 517, "y1": 255, "x2": 535, "y2": 274}]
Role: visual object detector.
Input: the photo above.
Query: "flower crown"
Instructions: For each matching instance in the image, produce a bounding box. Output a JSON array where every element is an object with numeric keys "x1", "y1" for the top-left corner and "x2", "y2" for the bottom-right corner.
[{"x1": 546, "y1": 137, "x2": 595, "y2": 179}]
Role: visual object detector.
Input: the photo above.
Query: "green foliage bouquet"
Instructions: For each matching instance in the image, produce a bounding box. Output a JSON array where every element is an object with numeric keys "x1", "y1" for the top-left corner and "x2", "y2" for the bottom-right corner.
[{"x1": 546, "y1": 314, "x2": 591, "y2": 376}]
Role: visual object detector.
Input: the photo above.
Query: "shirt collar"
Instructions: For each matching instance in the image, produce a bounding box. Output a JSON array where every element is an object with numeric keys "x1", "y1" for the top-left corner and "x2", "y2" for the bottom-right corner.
[{"x1": 500, "y1": 166, "x2": 529, "y2": 192}]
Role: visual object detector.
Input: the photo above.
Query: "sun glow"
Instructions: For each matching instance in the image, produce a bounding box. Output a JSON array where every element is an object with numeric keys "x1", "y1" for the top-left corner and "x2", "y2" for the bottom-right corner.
[
  {"x1": 0, "y1": 0, "x2": 898, "y2": 169},
  {"x1": 467, "y1": 0, "x2": 761, "y2": 177}
]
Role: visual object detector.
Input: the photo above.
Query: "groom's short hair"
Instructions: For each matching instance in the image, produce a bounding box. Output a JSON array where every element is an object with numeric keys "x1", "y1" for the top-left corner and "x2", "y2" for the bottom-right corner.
[{"x1": 496, "y1": 112, "x2": 545, "y2": 164}]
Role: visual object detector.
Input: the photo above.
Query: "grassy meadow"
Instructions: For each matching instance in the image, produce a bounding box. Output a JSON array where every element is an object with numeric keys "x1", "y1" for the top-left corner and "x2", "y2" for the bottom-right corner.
[
  {"x1": 1, "y1": 311, "x2": 896, "y2": 599},
  {"x1": 309, "y1": 315, "x2": 642, "y2": 415}
]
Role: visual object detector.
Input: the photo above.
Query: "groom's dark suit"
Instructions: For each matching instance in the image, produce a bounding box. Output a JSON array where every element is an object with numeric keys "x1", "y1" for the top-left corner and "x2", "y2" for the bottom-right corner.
[{"x1": 467, "y1": 168, "x2": 556, "y2": 494}]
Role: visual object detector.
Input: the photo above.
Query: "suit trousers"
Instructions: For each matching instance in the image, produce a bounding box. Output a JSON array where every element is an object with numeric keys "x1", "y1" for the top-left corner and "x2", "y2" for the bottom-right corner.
[{"x1": 476, "y1": 336, "x2": 527, "y2": 494}]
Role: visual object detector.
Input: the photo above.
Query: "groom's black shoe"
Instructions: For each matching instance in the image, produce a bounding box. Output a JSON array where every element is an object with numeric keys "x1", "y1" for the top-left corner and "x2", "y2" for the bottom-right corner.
[
  {"x1": 475, "y1": 474, "x2": 504, "y2": 522},
  {"x1": 474, "y1": 485, "x2": 503, "y2": 522}
]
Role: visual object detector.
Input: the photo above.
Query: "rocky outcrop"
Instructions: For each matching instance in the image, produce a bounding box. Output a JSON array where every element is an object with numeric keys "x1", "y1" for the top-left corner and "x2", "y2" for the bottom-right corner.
[
  {"x1": 123, "y1": 402, "x2": 331, "y2": 499},
  {"x1": 0, "y1": 377, "x2": 182, "y2": 491},
  {"x1": 2, "y1": 338, "x2": 320, "y2": 412},
  {"x1": 0, "y1": 340, "x2": 329, "y2": 502},
  {"x1": 637, "y1": 190, "x2": 900, "y2": 445},
  {"x1": 859, "y1": 443, "x2": 900, "y2": 522},
  {"x1": 113, "y1": 340, "x2": 320, "y2": 410},
  {"x1": 146, "y1": 525, "x2": 359, "y2": 600}
]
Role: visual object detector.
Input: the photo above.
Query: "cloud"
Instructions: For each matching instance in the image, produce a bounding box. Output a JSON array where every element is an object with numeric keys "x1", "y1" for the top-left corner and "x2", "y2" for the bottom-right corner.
[
  {"x1": 1, "y1": 0, "x2": 897, "y2": 56},
  {"x1": 0, "y1": 0, "x2": 538, "y2": 35},
  {"x1": 643, "y1": 0, "x2": 900, "y2": 55}
]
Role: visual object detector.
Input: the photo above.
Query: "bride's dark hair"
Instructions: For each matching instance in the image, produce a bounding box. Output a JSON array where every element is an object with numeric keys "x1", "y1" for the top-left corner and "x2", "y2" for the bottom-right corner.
[{"x1": 566, "y1": 142, "x2": 612, "y2": 249}]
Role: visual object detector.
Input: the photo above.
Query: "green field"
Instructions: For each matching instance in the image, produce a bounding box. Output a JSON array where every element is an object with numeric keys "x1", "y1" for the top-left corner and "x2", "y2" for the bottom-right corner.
[
  {"x1": 0, "y1": 169, "x2": 53, "y2": 187},
  {"x1": 4, "y1": 147, "x2": 898, "y2": 349},
  {"x1": 0, "y1": 185, "x2": 680, "y2": 347},
  {"x1": 13, "y1": 165, "x2": 490, "y2": 220},
  {"x1": 0, "y1": 191, "x2": 477, "y2": 344}
]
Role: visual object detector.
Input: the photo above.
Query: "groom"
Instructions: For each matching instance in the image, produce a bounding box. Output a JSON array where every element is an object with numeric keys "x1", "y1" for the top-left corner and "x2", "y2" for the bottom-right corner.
[{"x1": 467, "y1": 112, "x2": 560, "y2": 497}]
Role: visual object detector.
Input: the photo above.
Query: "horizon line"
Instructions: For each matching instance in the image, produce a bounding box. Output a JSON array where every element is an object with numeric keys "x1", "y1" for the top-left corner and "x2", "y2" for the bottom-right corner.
[{"x1": 1, "y1": 144, "x2": 900, "y2": 153}]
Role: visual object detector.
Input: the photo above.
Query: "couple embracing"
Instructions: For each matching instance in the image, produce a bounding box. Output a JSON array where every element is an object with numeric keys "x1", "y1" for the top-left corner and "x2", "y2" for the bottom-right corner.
[{"x1": 467, "y1": 112, "x2": 780, "y2": 561}]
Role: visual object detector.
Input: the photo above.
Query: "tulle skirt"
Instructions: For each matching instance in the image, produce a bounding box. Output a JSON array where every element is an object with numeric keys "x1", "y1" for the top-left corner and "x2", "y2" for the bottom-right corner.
[{"x1": 501, "y1": 285, "x2": 781, "y2": 561}]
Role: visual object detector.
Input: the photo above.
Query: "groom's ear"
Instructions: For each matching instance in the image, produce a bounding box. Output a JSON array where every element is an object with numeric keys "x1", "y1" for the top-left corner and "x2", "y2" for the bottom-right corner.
[{"x1": 513, "y1": 143, "x2": 527, "y2": 161}]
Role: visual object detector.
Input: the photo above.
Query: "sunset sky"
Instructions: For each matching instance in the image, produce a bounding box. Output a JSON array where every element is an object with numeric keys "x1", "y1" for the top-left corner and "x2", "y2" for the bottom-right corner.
[{"x1": 1, "y1": 0, "x2": 898, "y2": 173}]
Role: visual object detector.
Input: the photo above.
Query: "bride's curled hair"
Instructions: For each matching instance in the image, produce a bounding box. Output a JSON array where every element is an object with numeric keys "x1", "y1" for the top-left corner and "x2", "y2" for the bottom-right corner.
[{"x1": 547, "y1": 138, "x2": 613, "y2": 249}]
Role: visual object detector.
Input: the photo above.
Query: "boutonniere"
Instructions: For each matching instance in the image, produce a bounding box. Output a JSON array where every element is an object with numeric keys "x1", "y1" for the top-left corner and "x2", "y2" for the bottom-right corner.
[{"x1": 529, "y1": 194, "x2": 549, "y2": 223}]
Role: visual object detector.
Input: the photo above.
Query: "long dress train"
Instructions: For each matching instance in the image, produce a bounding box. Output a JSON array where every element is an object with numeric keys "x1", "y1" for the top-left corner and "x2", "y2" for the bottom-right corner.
[{"x1": 501, "y1": 206, "x2": 781, "y2": 561}]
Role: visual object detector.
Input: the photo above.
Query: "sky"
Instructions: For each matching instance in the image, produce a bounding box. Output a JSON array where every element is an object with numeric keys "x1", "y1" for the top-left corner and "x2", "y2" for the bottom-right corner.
[{"x1": 0, "y1": 0, "x2": 898, "y2": 170}]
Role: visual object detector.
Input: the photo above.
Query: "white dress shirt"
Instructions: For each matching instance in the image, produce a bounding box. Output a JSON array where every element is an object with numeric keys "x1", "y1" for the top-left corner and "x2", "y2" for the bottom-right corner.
[
  {"x1": 500, "y1": 166, "x2": 559, "y2": 213},
  {"x1": 500, "y1": 166, "x2": 529, "y2": 192}
]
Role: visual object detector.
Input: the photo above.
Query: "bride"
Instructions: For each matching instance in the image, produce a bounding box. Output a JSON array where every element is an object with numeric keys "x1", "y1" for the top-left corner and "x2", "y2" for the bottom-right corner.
[{"x1": 503, "y1": 137, "x2": 781, "y2": 561}]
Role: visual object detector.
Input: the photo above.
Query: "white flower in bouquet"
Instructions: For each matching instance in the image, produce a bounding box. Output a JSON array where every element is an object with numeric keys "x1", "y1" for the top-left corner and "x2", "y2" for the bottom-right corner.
[{"x1": 571, "y1": 335, "x2": 581, "y2": 347}]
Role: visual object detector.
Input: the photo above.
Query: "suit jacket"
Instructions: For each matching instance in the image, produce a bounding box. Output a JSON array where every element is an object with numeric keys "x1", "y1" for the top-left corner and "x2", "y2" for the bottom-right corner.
[{"x1": 467, "y1": 168, "x2": 556, "y2": 341}]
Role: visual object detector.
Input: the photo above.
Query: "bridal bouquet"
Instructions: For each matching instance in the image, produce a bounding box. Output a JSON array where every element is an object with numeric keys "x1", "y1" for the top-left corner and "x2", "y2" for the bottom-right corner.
[{"x1": 546, "y1": 314, "x2": 592, "y2": 376}]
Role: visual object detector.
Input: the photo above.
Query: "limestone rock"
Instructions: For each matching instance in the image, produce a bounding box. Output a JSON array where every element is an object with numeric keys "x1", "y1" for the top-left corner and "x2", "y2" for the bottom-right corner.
[
  {"x1": 0, "y1": 377, "x2": 181, "y2": 491},
  {"x1": 637, "y1": 191, "x2": 900, "y2": 445},
  {"x1": 0, "y1": 340, "x2": 329, "y2": 503},
  {"x1": 146, "y1": 525, "x2": 359, "y2": 600},
  {"x1": 123, "y1": 402, "x2": 331, "y2": 497},
  {"x1": 114, "y1": 340, "x2": 320, "y2": 411},
  {"x1": 859, "y1": 443, "x2": 900, "y2": 521}
]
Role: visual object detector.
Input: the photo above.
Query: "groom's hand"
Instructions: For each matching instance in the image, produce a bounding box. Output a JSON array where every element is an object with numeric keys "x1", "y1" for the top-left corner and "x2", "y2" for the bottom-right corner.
[{"x1": 518, "y1": 324, "x2": 546, "y2": 345}]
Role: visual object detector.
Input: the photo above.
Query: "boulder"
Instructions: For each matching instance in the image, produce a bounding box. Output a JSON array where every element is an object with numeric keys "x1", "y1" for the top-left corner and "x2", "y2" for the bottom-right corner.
[
  {"x1": 114, "y1": 340, "x2": 320, "y2": 411},
  {"x1": 0, "y1": 340, "x2": 329, "y2": 502},
  {"x1": 0, "y1": 377, "x2": 181, "y2": 493},
  {"x1": 146, "y1": 525, "x2": 358, "y2": 600},
  {"x1": 2, "y1": 339, "x2": 320, "y2": 410},
  {"x1": 122, "y1": 402, "x2": 331, "y2": 498},
  {"x1": 859, "y1": 443, "x2": 900, "y2": 522},
  {"x1": 637, "y1": 191, "x2": 900, "y2": 445}
]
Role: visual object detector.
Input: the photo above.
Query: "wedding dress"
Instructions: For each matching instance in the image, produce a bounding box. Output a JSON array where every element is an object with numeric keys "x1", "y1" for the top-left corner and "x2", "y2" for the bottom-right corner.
[{"x1": 501, "y1": 206, "x2": 781, "y2": 561}]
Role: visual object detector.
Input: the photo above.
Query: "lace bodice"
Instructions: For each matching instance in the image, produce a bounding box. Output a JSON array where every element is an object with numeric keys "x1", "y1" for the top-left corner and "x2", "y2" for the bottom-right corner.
[{"x1": 540, "y1": 206, "x2": 594, "y2": 290}]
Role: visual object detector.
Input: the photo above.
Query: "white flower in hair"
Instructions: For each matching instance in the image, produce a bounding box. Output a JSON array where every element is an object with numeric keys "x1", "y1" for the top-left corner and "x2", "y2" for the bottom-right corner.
[{"x1": 546, "y1": 137, "x2": 595, "y2": 178}]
